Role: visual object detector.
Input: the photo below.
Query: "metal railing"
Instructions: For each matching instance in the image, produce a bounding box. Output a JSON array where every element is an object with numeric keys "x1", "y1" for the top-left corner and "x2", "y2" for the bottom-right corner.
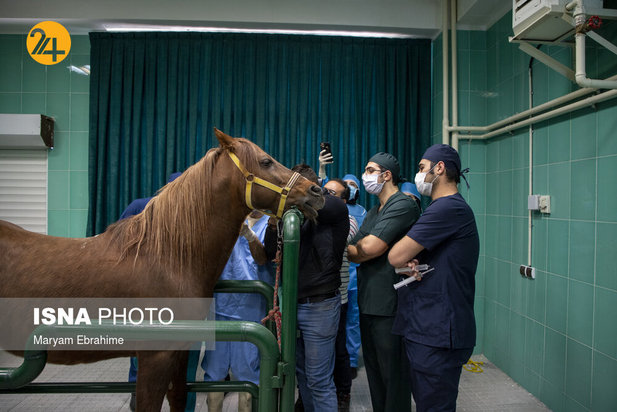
[{"x1": 0, "y1": 208, "x2": 303, "y2": 412}]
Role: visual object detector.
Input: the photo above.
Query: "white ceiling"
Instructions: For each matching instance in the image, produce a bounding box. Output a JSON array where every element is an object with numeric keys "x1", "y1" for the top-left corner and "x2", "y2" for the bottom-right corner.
[{"x1": 0, "y1": 0, "x2": 512, "y2": 38}]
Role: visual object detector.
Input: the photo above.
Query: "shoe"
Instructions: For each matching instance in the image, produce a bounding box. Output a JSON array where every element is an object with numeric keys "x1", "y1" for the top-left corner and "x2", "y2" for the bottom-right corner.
[
  {"x1": 350, "y1": 367, "x2": 358, "y2": 380},
  {"x1": 337, "y1": 392, "x2": 350, "y2": 412},
  {"x1": 129, "y1": 392, "x2": 136, "y2": 411}
]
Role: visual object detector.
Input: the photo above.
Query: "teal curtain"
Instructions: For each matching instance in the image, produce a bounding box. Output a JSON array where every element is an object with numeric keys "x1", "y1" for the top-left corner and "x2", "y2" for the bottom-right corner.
[{"x1": 88, "y1": 32, "x2": 431, "y2": 235}]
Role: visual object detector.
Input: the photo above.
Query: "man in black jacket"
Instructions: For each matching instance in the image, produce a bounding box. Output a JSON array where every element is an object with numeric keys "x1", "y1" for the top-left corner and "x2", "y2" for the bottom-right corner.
[{"x1": 265, "y1": 163, "x2": 349, "y2": 412}]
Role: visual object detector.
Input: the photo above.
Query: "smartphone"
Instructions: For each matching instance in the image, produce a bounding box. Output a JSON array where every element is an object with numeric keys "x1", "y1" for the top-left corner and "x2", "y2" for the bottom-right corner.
[{"x1": 320, "y1": 142, "x2": 332, "y2": 156}]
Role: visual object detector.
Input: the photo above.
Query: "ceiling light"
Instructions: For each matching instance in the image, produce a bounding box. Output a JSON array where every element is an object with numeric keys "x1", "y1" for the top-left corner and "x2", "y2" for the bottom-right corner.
[{"x1": 104, "y1": 25, "x2": 416, "y2": 39}]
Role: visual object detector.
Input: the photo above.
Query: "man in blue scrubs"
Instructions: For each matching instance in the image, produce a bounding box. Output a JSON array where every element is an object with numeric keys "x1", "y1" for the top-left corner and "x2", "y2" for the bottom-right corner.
[
  {"x1": 389, "y1": 144, "x2": 479, "y2": 412},
  {"x1": 201, "y1": 210, "x2": 274, "y2": 412}
]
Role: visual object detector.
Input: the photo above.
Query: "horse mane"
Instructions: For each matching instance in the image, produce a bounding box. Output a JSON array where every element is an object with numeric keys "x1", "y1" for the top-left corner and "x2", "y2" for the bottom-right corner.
[{"x1": 106, "y1": 138, "x2": 261, "y2": 274}]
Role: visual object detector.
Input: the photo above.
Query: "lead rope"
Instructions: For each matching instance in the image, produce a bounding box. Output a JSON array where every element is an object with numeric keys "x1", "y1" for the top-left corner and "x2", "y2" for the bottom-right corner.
[{"x1": 261, "y1": 222, "x2": 283, "y2": 350}]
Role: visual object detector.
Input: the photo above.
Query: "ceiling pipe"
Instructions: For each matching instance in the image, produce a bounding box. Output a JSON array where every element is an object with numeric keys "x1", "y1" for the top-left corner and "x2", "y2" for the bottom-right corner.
[
  {"x1": 568, "y1": 0, "x2": 617, "y2": 89},
  {"x1": 447, "y1": 72, "x2": 617, "y2": 135},
  {"x1": 446, "y1": 0, "x2": 617, "y2": 141},
  {"x1": 442, "y1": 0, "x2": 450, "y2": 145},
  {"x1": 462, "y1": 87, "x2": 617, "y2": 140},
  {"x1": 451, "y1": 0, "x2": 460, "y2": 152}
]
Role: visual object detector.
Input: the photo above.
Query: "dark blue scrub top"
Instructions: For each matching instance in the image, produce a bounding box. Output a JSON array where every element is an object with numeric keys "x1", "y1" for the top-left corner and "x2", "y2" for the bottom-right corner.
[
  {"x1": 392, "y1": 193, "x2": 479, "y2": 349},
  {"x1": 120, "y1": 197, "x2": 151, "y2": 219}
]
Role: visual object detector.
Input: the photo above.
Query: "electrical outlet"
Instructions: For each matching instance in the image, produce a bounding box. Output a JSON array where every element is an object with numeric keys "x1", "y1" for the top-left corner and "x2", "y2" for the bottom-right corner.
[
  {"x1": 519, "y1": 265, "x2": 527, "y2": 277},
  {"x1": 525, "y1": 266, "x2": 536, "y2": 279},
  {"x1": 539, "y1": 195, "x2": 551, "y2": 214},
  {"x1": 519, "y1": 265, "x2": 536, "y2": 279}
]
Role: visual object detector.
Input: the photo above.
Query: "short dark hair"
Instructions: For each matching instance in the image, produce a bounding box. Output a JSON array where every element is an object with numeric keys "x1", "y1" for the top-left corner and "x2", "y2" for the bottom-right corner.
[
  {"x1": 292, "y1": 163, "x2": 319, "y2": 184},
  {"x1": 429, "y1": 161, "x2": 460, "y2": 184},
  {"x1": 329, "y1": 178, "x2": 350, "y2": 200}
]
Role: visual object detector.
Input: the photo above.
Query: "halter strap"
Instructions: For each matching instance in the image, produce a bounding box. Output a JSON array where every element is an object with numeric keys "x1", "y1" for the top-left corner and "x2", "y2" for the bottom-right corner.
[{"x1": 228, "y1": 151, "x2": 302, "y2": 219}]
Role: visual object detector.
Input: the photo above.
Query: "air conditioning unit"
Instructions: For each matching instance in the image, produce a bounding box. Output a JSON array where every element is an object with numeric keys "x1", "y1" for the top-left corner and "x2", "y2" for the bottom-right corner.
[
  {"x1": 512, "y1": 0, "x2": 607, "y2": 42},
  {"x1": 0, "y1": 114, "x2": 54, "y2": 150}
]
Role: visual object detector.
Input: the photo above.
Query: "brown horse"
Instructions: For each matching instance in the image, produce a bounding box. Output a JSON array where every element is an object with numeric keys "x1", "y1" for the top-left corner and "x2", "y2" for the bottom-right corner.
[{"x1": 0, "y1": 129, "x2": 324, "y2": 411}]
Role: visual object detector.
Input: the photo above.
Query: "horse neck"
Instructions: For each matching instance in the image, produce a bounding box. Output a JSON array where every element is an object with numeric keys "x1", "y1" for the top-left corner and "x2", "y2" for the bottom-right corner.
[{"x1": 135, "y1": 159, "x2": 250, "y2": 289}]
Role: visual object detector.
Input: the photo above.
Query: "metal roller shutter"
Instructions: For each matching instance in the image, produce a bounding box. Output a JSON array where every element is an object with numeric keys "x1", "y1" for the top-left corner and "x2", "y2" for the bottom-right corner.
[{"x1": 0, "y1": 149, "x2": 47, "y2": 234}]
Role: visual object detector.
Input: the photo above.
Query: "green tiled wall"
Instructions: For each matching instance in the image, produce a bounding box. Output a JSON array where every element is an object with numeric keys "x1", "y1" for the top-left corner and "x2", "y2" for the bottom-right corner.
[
  {"x1": 0, "y1": 34, "x2": 90, "y2": 237},
  {"x1": 433, "y1": 11, "x2": 617, "y2": 412}
]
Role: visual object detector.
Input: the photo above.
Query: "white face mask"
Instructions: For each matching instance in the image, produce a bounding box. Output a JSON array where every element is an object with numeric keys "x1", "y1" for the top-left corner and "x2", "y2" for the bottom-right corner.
[
  {"x1": 414, "y1": 164, "x2": 438, "y2": 196},
  {"x1": 362, "y1": 172, "x2": 384, "y2": 195}
]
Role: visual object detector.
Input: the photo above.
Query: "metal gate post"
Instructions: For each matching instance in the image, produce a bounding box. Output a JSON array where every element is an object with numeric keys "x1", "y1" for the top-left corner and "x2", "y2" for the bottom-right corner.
[{"x1": 280, "y1": 209, "x2": 302, "y2": 411}]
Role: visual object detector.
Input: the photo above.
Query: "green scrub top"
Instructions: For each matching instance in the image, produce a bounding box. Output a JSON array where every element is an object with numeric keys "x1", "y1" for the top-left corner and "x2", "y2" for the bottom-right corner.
[{"x1": 352, "y1": 191, "x2": 420, "y2": 316}]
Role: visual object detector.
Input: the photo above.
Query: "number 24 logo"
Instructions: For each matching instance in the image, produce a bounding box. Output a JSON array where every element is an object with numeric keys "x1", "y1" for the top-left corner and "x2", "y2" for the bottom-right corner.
[{"x1": 27, "y1": 21, "x2": 71, "y2": 65}]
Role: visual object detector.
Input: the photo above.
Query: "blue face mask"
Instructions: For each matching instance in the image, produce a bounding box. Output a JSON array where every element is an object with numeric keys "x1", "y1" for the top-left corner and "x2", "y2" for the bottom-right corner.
[{"x1": 348, "y1": 185, "x2": 358, "y2": 200}]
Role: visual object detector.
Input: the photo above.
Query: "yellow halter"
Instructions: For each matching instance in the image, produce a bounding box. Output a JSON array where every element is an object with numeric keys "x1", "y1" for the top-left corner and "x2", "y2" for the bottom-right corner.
[{"x1": 228, "y1": 151, "x2": 302, "y2": 219}]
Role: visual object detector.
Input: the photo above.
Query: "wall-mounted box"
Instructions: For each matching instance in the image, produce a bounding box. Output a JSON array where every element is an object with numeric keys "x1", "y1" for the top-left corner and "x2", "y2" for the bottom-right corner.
[
  {"x1": 528, "y1": 194, "x2": 540, "y2": 210},
  {"x1": 529, "y1": 194, "x2": 551, "y2": 214},
  {"x1": 512, "y1": 0, "x2": 616, "y2": 42},
  {"x1": 0, "y1": 114, "x2": 54, "y2": 150}
]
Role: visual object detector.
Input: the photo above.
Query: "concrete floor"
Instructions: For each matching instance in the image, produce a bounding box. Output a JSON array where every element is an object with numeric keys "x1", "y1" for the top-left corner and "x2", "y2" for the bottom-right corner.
[{"x1": 0, "y1": 350, "x2": 550, "y2": 411}]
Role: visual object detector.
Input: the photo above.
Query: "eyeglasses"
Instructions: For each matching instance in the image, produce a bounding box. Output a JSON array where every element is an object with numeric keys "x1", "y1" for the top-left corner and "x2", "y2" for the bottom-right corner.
[
  {"x1": 326, "y1": 188, "x2": 339, "y2": 197},
  {"x1": 364, "y1": 167, "x2": 384, "y2": 174}
]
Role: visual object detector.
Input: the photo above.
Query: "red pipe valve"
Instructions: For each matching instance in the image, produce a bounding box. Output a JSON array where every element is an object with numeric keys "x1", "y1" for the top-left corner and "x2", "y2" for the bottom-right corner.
[{"x1": 587, "y1": 16, "x2": 602, "y2": 30}]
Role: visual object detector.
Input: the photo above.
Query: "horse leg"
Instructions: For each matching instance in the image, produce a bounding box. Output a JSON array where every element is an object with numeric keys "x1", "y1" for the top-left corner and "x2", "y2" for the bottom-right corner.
[
  {"x1": 135, "y1": 351, "x2": 179, "y2": 412},
  {"x1": 166, "y1": 350, "x2": 190, "y2": 412}
]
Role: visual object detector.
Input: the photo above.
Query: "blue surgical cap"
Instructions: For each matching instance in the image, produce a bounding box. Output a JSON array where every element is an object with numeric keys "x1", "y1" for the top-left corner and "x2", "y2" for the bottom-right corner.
[
  {"x1": 343, "y1": 174, "x2": 360, "y2": 187},
  {"x1": 421, "y1": 144, "x2": 461, "y2": 176},
  {"x1": 400, "y1": 182, "x2": 421, "y2": 199},
  {"x1": 421, "y1": 144, "x2": 470, "y2": 188}
]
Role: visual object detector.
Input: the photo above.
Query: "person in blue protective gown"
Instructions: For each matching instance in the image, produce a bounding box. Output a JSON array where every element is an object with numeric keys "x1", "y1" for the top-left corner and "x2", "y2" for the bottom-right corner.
[
  {"x1": 389, "y1": 144, "x2": 479, "y2": 412},
  {"x1": 400, "y1": 181, "x2": 422, "y2": 210},
  {"x1": 342, "y1": 173, "x2": 366, "y2": 378},
  {"x1": 201, "y1": 210, "x2": 274, "y2": 412},
  {"x1": 120, "y1": 172, "x2": 201, "y2": 412}
]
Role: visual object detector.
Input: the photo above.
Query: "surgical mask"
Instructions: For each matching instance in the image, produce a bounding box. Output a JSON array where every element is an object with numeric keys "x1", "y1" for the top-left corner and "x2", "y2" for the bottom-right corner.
[
  {"x1": 348, "y1": 185, "x2": 358, "y2": 200},
  {"x1": 414, "y1": 164, "x2": 438, "y2": 196},
  {"x1": 362, "y1": 172, "x2": 384, "y2": 195}
]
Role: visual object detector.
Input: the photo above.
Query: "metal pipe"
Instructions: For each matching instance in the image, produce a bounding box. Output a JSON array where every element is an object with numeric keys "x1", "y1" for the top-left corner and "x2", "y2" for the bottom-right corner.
[
  {"x1": 448, "y1": 73, "x2": 617, "y2": 134},
  {"x1": 528, "y1": 65, "x2": 533, "y2": 267},
  {"x1": 575, "y1": 31, "x2": 617, "y2": 89},
  {"x1": 570, "y1": 1, "x2": 617, "y2": 89},
  {"x1": 463, "y1": 87, "x2": 617, "y2": 140},
  {"x1": 0, "y1": 381, "x2": 258, "y2": 395},
  {"x1": 280, "y1": 208, "x2": 302, "y2": 410},
  {"x1": 0, "y1": 350, "x2": 47, "y2": 390},
  {"x1": 215, "y1": 280, "x2": 275, "y2": 332},
  {"x1": 0, "y1": 321, "x2": 279, "y2": 411},
  {"x1": 451, "y1": 0, "x2": 459, "y2": 151},
  {"x1": 442, "y1": 0, "x2": 450, "y2": 145},
  {"x1": 565, "y1": 0, "x2": 580, "y2": 12}
]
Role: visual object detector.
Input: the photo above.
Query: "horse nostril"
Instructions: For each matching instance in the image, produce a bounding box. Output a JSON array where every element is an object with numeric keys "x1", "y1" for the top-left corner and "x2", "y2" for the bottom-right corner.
[{"x1": 310, "y1": 185, "x2": 322, "y2": 195}]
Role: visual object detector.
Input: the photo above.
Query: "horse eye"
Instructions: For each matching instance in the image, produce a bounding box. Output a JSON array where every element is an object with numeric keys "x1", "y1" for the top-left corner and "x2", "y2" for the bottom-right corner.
[{"x1": 260, "y1": 158, "x2": 273, "y2": 168}]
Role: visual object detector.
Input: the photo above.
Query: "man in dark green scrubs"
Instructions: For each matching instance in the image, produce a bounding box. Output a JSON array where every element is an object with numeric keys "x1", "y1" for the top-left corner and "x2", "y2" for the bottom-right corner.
[{"x1": 347, "y1": 152, "x2": 420, "y2": 412}]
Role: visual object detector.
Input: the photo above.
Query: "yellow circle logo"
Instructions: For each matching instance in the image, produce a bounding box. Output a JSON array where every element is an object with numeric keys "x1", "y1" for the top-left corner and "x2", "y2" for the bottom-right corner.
[{"x1": 27, "y1": 21, "x2": 71, "y2": 65}]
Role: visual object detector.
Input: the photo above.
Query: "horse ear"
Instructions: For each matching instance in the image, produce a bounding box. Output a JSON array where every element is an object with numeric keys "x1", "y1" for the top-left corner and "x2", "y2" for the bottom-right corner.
[{"x1": 214, "y1": 128, "x2": 235, "y2": 151}]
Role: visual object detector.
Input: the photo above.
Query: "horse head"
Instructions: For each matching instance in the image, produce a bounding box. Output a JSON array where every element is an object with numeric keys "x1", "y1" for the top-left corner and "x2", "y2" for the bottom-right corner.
[{"x1": 215, "y1": 129, "x2": 324, "y2": 220}]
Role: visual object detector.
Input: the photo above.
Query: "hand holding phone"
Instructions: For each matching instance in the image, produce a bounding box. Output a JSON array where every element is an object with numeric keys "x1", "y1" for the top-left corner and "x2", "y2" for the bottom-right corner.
[{"x1": 319, "y1": 142, "x2": 333, "y2": 165}]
